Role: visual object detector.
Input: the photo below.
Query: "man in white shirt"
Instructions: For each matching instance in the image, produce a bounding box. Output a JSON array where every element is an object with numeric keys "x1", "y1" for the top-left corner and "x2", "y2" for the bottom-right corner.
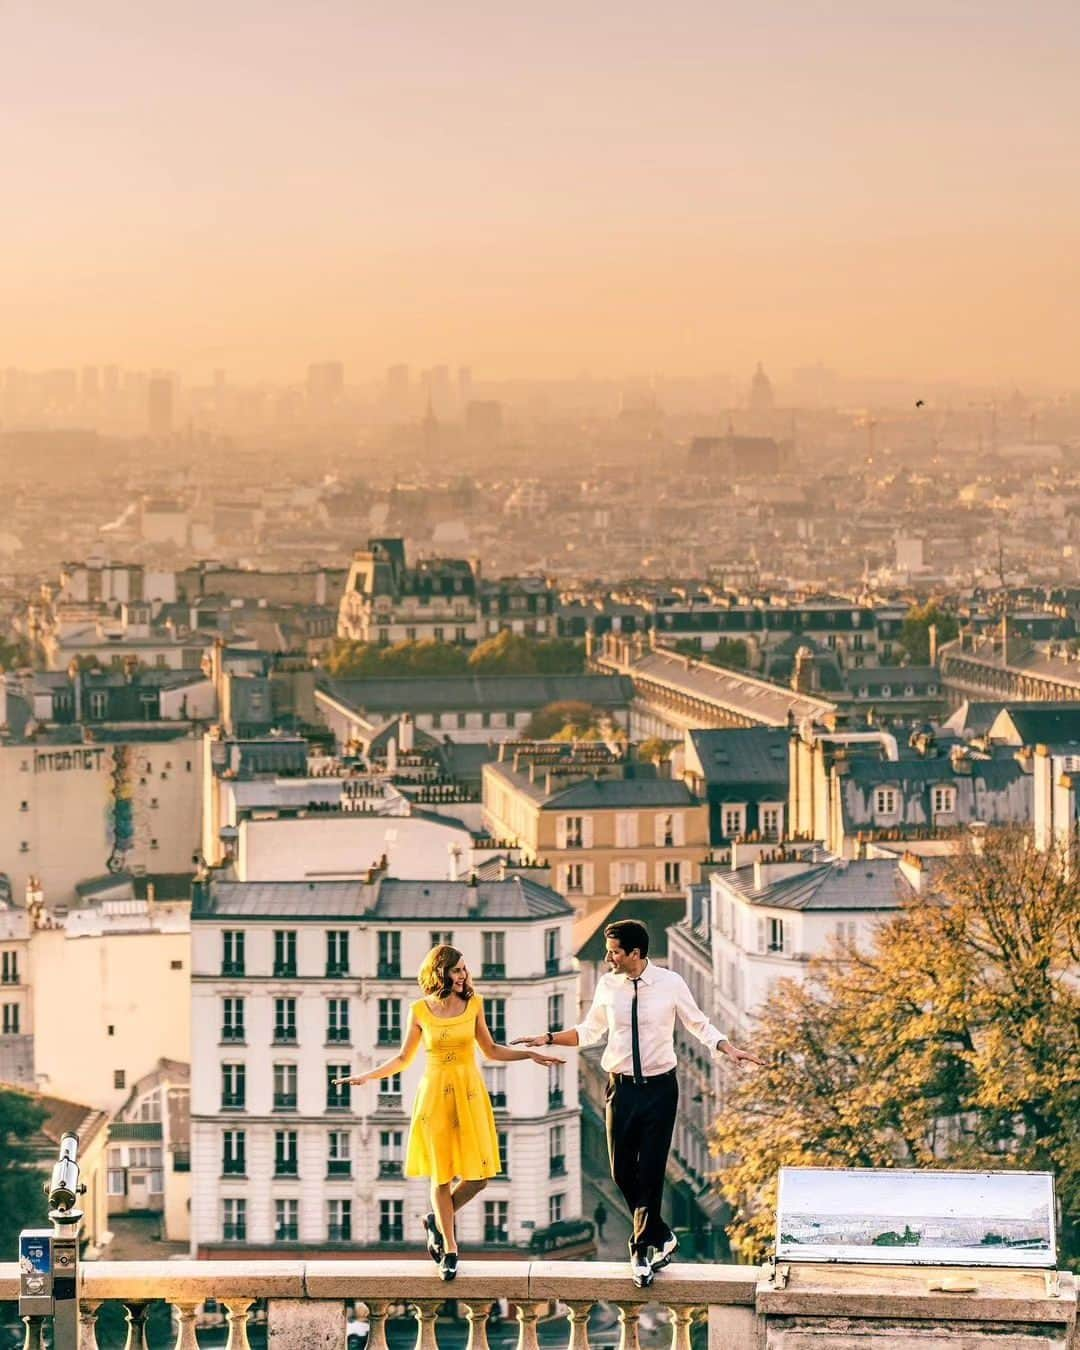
[{"x1": 515, "y1": 918, "x2": 760, "y2": 1287}]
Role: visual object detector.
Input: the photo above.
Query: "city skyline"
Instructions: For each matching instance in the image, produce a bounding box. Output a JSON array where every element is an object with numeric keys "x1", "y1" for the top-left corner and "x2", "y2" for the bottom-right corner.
[{"x1": 3, "y1": 0, "x2": 1079, "y2": 384}]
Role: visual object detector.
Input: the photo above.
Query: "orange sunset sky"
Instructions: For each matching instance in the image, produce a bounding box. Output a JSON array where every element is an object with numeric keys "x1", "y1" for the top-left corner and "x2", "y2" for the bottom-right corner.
[{"x1": 2, "y1": 0, "x2": 1079, "y2": 384}]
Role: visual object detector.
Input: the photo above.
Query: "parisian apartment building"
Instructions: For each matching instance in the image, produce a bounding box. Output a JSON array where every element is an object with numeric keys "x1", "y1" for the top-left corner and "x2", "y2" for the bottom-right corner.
[{"x1": 189, "y1": 874, "x2": 580, "y2": 1256}]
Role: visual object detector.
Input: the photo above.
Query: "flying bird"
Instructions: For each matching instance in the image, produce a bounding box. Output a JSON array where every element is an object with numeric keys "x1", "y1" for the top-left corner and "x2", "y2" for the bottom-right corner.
[{"x1": 915, "y1": 399, "x2": 925, "y2": 408}]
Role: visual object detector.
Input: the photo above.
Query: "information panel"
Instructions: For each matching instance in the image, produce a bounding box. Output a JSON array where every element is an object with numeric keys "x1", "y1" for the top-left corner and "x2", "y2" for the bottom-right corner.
[{"x1": 776, "y1": 1168, "x2": 1057, "y2": 1268}]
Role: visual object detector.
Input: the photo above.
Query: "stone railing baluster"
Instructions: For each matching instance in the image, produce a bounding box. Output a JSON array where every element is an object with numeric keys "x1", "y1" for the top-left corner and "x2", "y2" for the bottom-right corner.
[
  {"x1": 365, "y1": 1300, "x2": 393, "y2": 1350},
  {"x1": 411, "y1": 1298, "x2": 441, "y2": 1350},
  {"x1": 123, "y1": 1302, "x2": 150, "y2": 1350},
  {"x1": 565, "y1": 1300, "x2": 595, "y2": 1350},
  {"x1": 78, "y1": 1299, "x2": 103, "y2": 1350},
  {"x1": 514, "y1": 1300, "x2": 545, "y2": 1350},
  {"x1": 666, "y1": 1304, "x2": 701, "y2": 1350},
  {"x1": 463, "y1": 1300, "x2": 495, "y2": 1350},
  {"x1": 170, "y1": 1302, "x2": 200, "y2": 1350},
  {"x1": 223, "y1": 1298, "x2": 254, "y2": 1350},
  {"x1": 616, "y1": 1303, "x2": 641, "y2": 1350}
]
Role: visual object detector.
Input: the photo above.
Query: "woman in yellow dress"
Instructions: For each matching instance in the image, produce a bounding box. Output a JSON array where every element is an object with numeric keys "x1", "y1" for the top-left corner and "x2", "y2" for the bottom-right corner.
[{"x1": 337, "y1": 944, "x2": 562, "y2": 1280}]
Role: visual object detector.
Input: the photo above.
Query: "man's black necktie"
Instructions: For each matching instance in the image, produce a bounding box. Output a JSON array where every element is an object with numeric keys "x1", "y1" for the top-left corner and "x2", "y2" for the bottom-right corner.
[{"x1": 630, "y1": 977, "x2": 644, "y2": 1084}]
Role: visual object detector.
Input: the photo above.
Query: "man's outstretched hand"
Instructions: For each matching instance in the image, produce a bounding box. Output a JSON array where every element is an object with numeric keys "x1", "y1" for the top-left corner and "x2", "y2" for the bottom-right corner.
[{"x1": 719, "y1": 1041, "x2": 765, "y2": 1068}]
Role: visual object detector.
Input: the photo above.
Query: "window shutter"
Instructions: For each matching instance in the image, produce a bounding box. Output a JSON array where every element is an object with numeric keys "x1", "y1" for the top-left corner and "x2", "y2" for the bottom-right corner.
[
  {"x1": 627, "y1": 813, "x2": 638, "y2": 847},
  {"x1": 609, "y1": 863, "x2": 621, "y2": 895},
  {"x1": 581, "y1": 815, "x2": 594, "y2": 848},
  {"x1": 654, "y1": 814, "x2": 666, "y2": 847},
  {"x1": 655, "y1": 860, "x2": 666, "y2": 888},
  {"x1": 635, "y1": 860, "x2": 647, "y2": 886},
  {"x1": 582, "y1": 863, "x2": 594, "y2": 896},
  {"x1": 555, "y1": 817, "x2": 567, "y2": 850},
  {"x1": 757, "y1": 918, "x2": 766, "y2": 954},
  {"x1": 673, "y1": 812, "x2": 686, "y2": 845}
]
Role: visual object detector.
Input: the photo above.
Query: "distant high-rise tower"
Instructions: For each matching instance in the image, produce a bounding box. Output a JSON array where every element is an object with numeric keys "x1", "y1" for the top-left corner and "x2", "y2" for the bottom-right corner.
[
  {"x1": 457, "y1": 365, "x2": 473, "y2": 412},
  {"x1": 422, "y1": 395, "x2": 439, "y2": 456},
  {"x1": 147, "y1": 375, "x2": 174, "y2": 437},
  {"x1": 385, "y1": 364, "x2": 410, "y2": 417},
  {"x1": 307, "y1": 361, "x2": 345, "y2": 408},
  {"x1": 424, "y1": 365, "x2": 451, "y2": 418},
  {"x1": 749, "y1": 362, "x2": 775, "y2": 411}
]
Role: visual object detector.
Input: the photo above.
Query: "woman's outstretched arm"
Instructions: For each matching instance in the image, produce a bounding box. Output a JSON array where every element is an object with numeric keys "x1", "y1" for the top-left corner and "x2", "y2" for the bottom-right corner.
[
  {"x1": 335, "y1": 1010, "x2": 422, "y2": 1085},
  {"x1": 474, "y1": 1001, "x2": 563, "y2": 1066}
]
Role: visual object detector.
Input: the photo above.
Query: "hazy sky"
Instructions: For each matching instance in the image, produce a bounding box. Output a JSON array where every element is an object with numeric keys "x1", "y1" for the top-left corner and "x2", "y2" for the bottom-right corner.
[{"x1": 3, "y1": 0, "x2": 1079, "y2": 384}]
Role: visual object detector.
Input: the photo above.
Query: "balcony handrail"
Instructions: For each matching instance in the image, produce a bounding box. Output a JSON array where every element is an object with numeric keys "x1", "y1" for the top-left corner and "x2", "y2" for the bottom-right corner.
[
  {"x1": 2, "y1": 1257, "x2": 1074, "y2": 1348},
  {"x1": 0, "y1": 1257, "x2": 758, "y2": 1305}
]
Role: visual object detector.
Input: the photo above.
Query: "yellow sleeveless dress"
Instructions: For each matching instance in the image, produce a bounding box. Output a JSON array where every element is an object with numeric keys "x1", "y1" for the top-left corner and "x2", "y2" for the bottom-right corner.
[{"x1": 404, "y1": 997, "x2": 501, "y2": 1184}]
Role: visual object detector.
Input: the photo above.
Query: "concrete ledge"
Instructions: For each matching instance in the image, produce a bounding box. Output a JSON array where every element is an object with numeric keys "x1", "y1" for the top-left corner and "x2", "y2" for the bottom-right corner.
[
  {"x1": 0, "y1": 1264, "x2": 17, "y2": 1301},
  {"x1": 82, "y1": 1260, "x2": 307, "y2": 1301},
  {"x1": 756, "y1": 1266, "x2": 1077, "y2": 1327},
  {"x1": 304, "y1": 1259, "x2": 531, "y2": 1300},
  {"x1": 528, "y1": 1260, "x2": 759, "y2": 1304}
]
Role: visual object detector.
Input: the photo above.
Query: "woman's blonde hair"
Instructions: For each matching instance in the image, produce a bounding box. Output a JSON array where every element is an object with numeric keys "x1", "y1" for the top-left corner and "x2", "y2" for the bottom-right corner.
[{"x1": 417, "y1": 944, "x2": 473, "y2": 1001}]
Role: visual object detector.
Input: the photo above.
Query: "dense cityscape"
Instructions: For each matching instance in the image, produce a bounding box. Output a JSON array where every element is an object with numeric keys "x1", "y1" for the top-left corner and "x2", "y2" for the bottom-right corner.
[{"x1": 4, "y1": 1, "x2": 1079, "y2": 1346}]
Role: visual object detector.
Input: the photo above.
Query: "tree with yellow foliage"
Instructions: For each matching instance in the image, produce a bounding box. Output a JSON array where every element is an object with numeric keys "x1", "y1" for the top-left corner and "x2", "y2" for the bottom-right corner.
[{"x1": 711, "y1": 830, "x2": 1080, "y2": 1264}]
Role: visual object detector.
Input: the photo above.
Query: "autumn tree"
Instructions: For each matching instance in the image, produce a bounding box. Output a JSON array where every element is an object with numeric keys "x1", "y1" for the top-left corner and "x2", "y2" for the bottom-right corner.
[
  {"x1": 323, "y1": 639, "x2": 468, "y2": 677},
  {"x1": 0, "y1": 1089, "x2": 47, "y2": 1252},
  {"x1": 900, "y1": 601, "x2": 959, "y2": 664},
  {"x1": 524, "y1": 700, "x2": 604, "y2": 740},
  {"x1": 711, "y1": 830, "x2": 1080, "y2": 1264},
  {"x1": 672, "y1": 637, "x2": 749, "y2": 669},
  {"x1": 468, "y1": 631, "x2": 585, "y2": 675},
  {"x1": 639, "y1": 737, "x2": 678, "y2": 763}
]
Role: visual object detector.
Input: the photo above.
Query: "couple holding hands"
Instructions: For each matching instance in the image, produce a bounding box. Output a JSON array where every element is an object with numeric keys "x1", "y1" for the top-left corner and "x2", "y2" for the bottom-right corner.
[{"x1": 336, "y1": 920, "x2": 759, "y2": 1285}]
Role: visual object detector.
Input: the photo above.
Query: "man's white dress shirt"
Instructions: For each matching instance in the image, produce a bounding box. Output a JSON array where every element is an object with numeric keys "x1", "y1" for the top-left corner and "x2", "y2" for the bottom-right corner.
[{"x1": 573, "y1": 960, "x2": 728, "y2": 1076}]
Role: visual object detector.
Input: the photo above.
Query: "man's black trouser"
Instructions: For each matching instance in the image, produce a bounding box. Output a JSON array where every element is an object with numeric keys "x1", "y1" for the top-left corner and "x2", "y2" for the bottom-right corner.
[{"x1": 604, "y1": 1068, "x2": 678, "y2": 1256}]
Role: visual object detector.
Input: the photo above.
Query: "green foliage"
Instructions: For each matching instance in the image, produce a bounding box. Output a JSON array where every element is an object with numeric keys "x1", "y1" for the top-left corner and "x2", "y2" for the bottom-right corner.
[
  {"x1": 468, "y1": 631, "x2": 585, "y2": 675},
  {"x1": 0, "y1": 635, "x2": 33, "y2": 670},
  {"x1": 900, "y1": 602, "x2": 959, "y2": 664},
  {"x1": 672, "y1": 637, "x2": 749, "y2": 669},
  {"x1": 639, "y1": 736, "x2": 678, "y2": 763},
  {"x1": 525, "y1": 700, "x2": 602, "y2": 739},
  {"x1": 323, "y1": 639, "x2": 469, "y2": 677},
  {"x1": 708, "y1": 638, "x2": 750, "y2": 670},
  {"x1": 0, "y1": 1089, "x2": 47, "y2": 1251},
  {"x1": 323, "y1": 632, "x2": 585, "y2": 679},
  {"x1": 711, "y1": 831, "x2": 1080, "y2": 1265}
]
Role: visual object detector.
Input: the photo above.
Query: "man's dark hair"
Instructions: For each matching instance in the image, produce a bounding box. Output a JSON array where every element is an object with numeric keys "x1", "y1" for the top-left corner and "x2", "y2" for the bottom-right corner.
[{"x1": 605, "y1": 919, "x2": 650, "y2": 958}]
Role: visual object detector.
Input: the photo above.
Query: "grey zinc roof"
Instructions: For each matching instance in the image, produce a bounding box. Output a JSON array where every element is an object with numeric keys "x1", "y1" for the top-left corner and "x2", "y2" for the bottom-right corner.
[
  {"x1": 723, "y1": 859, "x2": 912, "y2": 912},
  {"x1": 688, "y1": 727, "x2": 790, "y2": 786},
  {"x1": 544, "y1": 777, "x2": 696, "y2": 810},
  {"x1": 603, "y1": 648, "x2": 836, "y2": 727},
  {"x1": 484, "y1": 759, "x2": 698, "y2": 809},
  {"x1": 999, "y1": 704, "x2": 1080, "y2": 746},
  {"x1": 319, "y1": 673, "x2": 633, "y2": 715},
  {"x1": 193, "y1": 876, "x2": 571, "y2": 921}
]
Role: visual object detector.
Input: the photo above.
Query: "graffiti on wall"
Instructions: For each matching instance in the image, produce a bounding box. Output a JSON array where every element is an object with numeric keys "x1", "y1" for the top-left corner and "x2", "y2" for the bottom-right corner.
[{"x1": 106, "y1": 744, "x2": 135, "y2": 873}]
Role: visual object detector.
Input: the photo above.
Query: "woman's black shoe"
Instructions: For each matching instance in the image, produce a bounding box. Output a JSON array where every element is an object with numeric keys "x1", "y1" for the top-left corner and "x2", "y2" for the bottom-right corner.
[
  {"x1": 439, "y1": 1252, "x2": 459, "y2": 1282},
  {"x1": 422, "y1": 1213, "x2": 444, "y2": 1263}
]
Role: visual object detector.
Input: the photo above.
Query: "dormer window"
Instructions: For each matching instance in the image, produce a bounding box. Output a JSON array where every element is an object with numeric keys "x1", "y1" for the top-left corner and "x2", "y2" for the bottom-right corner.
[
  {"x1": 874, "y1": 788, "x2": 898, "y2": 817},
  {"x1": 932, "y1": 785, "x2": 957, "y2": 815}
]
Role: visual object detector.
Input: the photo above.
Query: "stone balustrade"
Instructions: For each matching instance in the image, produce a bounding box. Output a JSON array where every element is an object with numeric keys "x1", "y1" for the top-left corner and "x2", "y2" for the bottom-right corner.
[{"x1": 0, "y1": 1258, "x2": 1075, "y2": 1350}]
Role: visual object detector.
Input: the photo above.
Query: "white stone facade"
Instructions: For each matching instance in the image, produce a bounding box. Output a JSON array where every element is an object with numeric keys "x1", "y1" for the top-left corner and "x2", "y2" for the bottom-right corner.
[{"x1": 190, "y1": 885, "x2": 581, "y2": 1255}]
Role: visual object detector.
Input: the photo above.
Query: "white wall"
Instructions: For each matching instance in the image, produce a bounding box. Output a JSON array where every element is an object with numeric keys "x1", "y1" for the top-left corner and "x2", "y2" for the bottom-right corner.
[
  {"x1": 236, "y1": 814, "x2": 475, "y2": 882},
  {"x1": 0, "y1": 736, "x2": 203, "y2": 903},
  {"x1": 160, "y1": 679, "x2": 217, "y2": 721}
]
